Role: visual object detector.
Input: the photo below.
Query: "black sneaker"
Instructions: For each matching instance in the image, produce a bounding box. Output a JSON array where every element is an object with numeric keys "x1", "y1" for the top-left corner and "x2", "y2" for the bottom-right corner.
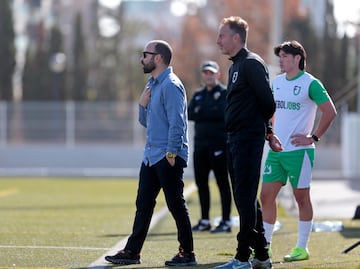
[
  {"x1": 165, "y1": 250, "x2": 197, "y2": 266},
  {"x1": 211, "y1": 220, "x2": 231, "y2": 233},
  {"x1": 105, "y1": 249, "x2": 141, "y2": 265},
  {"x1": 192, "y1": 220, "x2": 211, "y2": 232}
]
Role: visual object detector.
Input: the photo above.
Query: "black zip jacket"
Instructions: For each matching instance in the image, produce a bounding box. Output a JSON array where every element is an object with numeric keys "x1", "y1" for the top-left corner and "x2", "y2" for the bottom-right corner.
[
  {"x1": 225, "y1": 48, "x2": 275, "y2": 135},
  {"x1": 188, "y1": 84, "x2": 227, "y2": 148}
]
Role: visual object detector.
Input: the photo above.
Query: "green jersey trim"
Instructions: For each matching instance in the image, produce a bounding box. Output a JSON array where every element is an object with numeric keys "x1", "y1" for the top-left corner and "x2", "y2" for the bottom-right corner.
[{"x1": 309, "y1": 79, "x2": 330, "y2": 105}]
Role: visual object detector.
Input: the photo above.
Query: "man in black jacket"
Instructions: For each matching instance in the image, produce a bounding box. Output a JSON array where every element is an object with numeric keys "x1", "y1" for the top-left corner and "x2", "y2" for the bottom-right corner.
[
  {"x1": 214, "y1": 16, "x2": 279, "y2": 269},
  {"x1": 188, "y1": 61, "x2": 232, "y2": 233}
]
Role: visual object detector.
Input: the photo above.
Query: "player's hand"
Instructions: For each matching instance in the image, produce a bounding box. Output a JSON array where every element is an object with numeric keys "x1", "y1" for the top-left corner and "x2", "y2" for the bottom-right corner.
[
  {"x1": 291, "y1": 134, "x2": 313, "y2": 146},
  {"x1": 269, "y1": 135, "x2": 283, "y2": 152}
]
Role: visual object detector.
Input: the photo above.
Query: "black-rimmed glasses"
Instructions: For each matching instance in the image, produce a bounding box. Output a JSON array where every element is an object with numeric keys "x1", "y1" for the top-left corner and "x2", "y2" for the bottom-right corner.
[{"x1": 142, "y1": 51, "x2": 159, "y2": 58}]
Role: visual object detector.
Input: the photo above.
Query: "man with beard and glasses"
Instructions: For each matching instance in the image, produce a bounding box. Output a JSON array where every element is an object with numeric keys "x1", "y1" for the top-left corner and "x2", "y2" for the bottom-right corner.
[{"x1": 105, "y1": 40, "x2": 197, "y2": 267}]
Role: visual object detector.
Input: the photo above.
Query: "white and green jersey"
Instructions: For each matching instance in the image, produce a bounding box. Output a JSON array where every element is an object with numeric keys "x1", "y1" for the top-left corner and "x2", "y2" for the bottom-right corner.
[{"x1": 272, "y1": 71, "x2": 330, "y2": 152}]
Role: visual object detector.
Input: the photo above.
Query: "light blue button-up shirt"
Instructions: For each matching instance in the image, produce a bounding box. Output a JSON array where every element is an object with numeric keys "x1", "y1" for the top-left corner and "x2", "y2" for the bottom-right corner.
[{"x1": 139, "y1": 67, "x2": 189, "y2": 166}]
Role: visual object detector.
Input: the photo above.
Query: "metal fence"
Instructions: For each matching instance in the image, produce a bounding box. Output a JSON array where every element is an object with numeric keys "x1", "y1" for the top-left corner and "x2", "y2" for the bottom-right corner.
[
  {"x1": 0, "y1": 101, "x2": 343, "y2": 147},
  {"x1": 0, "y1": 101, "x2": 354, "y2": 177},
  {"x1": 0, "y1": 101, "x2": 145, "y2": 147}
]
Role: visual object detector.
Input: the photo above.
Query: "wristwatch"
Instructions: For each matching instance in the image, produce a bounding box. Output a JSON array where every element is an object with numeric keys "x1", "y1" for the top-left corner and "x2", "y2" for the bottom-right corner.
[
  {"x1": 166, "y1": 152, "x2": 177, "y2": 158},
  {"x1": 311, "y1": 134, "x2": 320, "y2": 142}
]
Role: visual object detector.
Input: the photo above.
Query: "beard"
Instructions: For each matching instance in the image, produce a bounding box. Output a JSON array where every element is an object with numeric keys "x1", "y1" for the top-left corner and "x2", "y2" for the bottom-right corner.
[{"x1": 142, "y1": 59, "x2": 156, "y2": 74}]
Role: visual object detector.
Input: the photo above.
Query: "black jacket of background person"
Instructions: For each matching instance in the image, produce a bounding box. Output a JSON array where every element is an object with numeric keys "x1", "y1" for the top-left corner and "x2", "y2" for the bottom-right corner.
[
  {"x1": 188, "y1": 84, "x2": 227, "y2": 149},
  {"x1": 226, "y1": 48, "x2": 275, "y2": 136}
]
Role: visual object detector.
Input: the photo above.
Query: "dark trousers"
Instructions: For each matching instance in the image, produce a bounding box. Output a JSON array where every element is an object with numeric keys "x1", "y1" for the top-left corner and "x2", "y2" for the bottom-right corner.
[
  {"x1": 125, "y1": 157, "x2": 194, "y2": 254},
  {"x1": 227, "y1": 133, "x2": 268, "y2": 262},
  {"x1": 193, "y1": 146, "x2": 231, "y2": 221}
]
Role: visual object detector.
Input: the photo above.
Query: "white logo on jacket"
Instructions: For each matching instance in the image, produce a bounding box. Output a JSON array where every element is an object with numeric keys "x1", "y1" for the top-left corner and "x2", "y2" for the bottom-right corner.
[{"x1": 232, "y1": 72, "x2": 238, "y2": 83}]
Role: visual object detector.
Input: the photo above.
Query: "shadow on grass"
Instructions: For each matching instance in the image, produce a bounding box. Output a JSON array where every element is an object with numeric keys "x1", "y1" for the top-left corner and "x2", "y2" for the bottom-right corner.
[
  {"x1": 0, "y1": 202, "x2": 127, "y2": 211},
  {"x1": 99, "y1": 233, "x2": 130, "y2": 238},
  {"x1": 339, "y1": 223, "x2": 360, "y2": 254},
  {"x1": 78, "y1": 262, "x2": 221, "y2": 269},
  {"x1": 340, "y1": 225, "x2": 360, "y2": 239},
  {"x1": 147, "y1": 232, "x2": 177, "y2": 237},
  {"x1": 98, "y1": 232, "x2": 179, "y2": 241}
]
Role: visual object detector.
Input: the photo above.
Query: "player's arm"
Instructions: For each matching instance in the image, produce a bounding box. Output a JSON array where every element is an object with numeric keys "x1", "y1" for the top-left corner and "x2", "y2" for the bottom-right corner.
[
  {"x1": 309, "y1": 79, "x2": 337, "y2": 140},
  {"x1": 312, "y1": 100, "x2": 337, "y2": 140}
]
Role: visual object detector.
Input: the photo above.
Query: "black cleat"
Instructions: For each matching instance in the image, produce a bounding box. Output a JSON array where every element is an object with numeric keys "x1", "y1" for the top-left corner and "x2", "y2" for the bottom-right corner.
[
  {"x1": 165, "y1": 249, "x2": 197, "y2": 266},
  {"x1": 105, "y1": 249, "x2": 141, "y2": 265},
  {"x1": 211, "y1": 220, "x2": 231, "y2": 233},
  {"x1": 192, "y1": 220, "x2": 211, "y2": 232}
]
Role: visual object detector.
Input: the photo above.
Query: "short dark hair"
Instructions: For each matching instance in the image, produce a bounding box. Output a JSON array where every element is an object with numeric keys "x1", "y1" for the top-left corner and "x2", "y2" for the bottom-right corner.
[
  {"x1": 221, "y1": 16, "x2": 248, "y2": 45},
  {"x1": 274, "y1": 40, "x2": 306, "y2": 70},
  {"x1": 154, "y1": 40, "x2": 172, "y2": 65}
]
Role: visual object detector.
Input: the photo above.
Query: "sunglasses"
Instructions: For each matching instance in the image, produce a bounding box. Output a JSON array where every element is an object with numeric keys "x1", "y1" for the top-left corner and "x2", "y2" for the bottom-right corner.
[{"x1": 142, "y1": 51, "x2": 159, "y2": 58}]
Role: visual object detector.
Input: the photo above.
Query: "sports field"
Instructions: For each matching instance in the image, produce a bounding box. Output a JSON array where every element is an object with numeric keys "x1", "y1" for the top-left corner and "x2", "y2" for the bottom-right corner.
[{"x1": 0, "y1": 177, "x2": 359, "y2": 269}]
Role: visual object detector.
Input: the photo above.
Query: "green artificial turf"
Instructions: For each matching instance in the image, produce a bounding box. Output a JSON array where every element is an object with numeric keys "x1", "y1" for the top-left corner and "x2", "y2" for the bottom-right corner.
[{"x1": 0, "y1": 177, "x2": 359, "y2": 269}]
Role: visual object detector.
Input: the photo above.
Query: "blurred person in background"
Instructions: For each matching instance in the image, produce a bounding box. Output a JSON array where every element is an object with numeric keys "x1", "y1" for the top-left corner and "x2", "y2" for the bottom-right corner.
[
  {"x1": 188, "y1": 61, "x2": 232, "y2": 233},
  {"x1": 105, "y1": 39, "x2": 196, "y2": 267},
  {"x1": 214, "y1": 16, "x2": 278, "y2": 269},
  {"x1": 260, "y1": 40, "x2": 337, "y2": 263}
]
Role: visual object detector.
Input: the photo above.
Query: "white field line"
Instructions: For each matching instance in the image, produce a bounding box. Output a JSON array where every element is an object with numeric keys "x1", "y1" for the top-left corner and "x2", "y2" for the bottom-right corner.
[{"x1": 87, "y1": 182, "x2": 197, "y2": 268}]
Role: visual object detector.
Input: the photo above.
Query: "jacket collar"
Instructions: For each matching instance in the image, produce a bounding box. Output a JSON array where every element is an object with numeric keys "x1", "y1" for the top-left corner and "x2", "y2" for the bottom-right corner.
[{"x1": 230, "y1": 47, "x2": 249, "y2": 62}]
